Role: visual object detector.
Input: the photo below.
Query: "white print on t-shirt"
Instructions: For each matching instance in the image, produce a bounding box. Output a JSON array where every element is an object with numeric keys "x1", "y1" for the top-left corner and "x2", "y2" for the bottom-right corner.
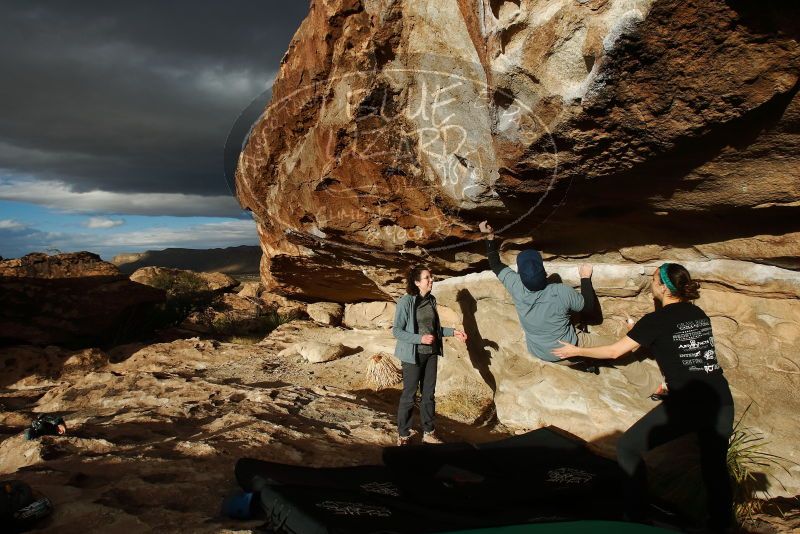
[
  {"x1": 677, "y1": 319, "x2": 710, "y2": 331},
  {"x1": 705, "y1": 363, "x2": 720, "y2": 372},
  {"x1": 678, "y1": 338, "x2": 711, "y2": 350},
  {"x1": 688, "y1": 363, "x2": 720, "y2": 373},
  {"x1": 673, "y1": 318, "x2": 719, "y2": 373}
]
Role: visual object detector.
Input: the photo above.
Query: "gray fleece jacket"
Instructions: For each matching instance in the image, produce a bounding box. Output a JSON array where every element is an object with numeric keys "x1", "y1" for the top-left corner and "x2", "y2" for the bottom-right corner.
[{"x1": 392, "y1": 293, "x2": 455, "y2": 364}]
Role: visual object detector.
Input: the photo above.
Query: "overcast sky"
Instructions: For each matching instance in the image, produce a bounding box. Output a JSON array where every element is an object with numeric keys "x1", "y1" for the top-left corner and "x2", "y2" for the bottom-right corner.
[{"x1": 0, "y1": 0, "x2": 309, "y2": 259}]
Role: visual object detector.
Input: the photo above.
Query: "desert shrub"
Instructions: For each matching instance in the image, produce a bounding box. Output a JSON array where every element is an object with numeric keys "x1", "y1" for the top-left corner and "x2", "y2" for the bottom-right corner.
[
  {"x1": 213, "y1": 309, "x2": 295, "y2": 344},
  {"x1": 148, "y1": 271, "x2": 218, "y2": 327},
  {"x1": 149, "y1": 270, "x2": 207, "y2": 297}
]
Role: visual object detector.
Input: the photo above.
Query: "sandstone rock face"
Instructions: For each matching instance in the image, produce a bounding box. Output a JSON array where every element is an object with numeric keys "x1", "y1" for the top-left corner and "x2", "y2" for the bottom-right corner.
[
  {"x1": 286, "y1": 340, "x2": 349, "y2": 363},
  {"x1": 260, "y1": 292, "x2": 308, "y2": 319},
  {"x1": 237, "y1": 0, "x2": 800, "y2": 302},
  {"x1": 130, "y1": 267, "x2": 238, "y2": 293},
  {"x1": 237, "y1": 280, "x2": 264, "y2": 298},
  {"x1": 343, "y1": 301, "x2": 397, "y2": 329},
  {"x1": 1, "y1": 318, "x2": 797, "y2": 529},
  {"x1": 0, "y1": 336, "x2": 427, "y2": 532},
  {"x1": 0, "y1": 323, "x2": 518, "y2": 532},
  {"x1": 0, "y1": 346, "x2": 109, "y2": 389},
  {"x1": 180, "y1": 293, "x2": 267, "y2": 336},
  {"x1": 197, "y1": 271, "x2": 239, "y2": 292},
  {"x1": 306, "y1": 301, "x2": 345, "y2": 325},
  {"x1": 0, "y1": 254, "x2": 166, "y2": 348},
  {"x1": 0, "y1": 252, "x2": 119, "y2": 278},
  {"x1": 430, "y1": 259, "x2": 800, "y2": 496},
  {"x1": 262, "y1": 320, "x2": 397, "y2": 362}
]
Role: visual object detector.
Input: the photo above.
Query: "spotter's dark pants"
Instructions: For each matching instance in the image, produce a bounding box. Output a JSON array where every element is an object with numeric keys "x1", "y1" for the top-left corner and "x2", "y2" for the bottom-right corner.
[{"x1": 616, "y1": 384, "x2": 734, "y2": 531}]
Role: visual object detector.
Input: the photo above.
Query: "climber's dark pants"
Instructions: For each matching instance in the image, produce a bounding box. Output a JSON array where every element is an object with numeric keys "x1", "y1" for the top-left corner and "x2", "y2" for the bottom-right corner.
[
  {"x1": 616, "y1": 388, "x2": 734, "y2": 530},
  {"x1": 397, "y1": 353, "x2": 438, "y2": 437}
]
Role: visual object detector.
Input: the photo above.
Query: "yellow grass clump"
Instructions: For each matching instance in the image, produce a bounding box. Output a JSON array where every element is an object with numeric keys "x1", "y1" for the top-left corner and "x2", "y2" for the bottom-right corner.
[{"x1": 366, "y1": 353, "x2": 402, "y2": 390}]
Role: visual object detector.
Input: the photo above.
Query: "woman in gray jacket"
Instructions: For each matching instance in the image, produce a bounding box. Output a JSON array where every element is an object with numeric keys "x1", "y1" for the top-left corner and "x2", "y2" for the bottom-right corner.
[{"x1": 393, "y1": 265, "x2": 467, "y2": 446}]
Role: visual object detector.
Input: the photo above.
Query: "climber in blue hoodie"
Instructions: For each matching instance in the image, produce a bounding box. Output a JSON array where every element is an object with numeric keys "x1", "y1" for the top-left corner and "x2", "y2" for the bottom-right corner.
[{"x1": 478, "y1": 221, "x2": 611, "y2": 369}]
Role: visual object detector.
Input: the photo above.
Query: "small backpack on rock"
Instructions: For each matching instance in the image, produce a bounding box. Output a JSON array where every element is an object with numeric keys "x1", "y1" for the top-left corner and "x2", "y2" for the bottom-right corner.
[
  {"x1": 24, "y1": 414, "x2": 66, "y2": 440},
  {"x1": 0, "y1": 480, "x2": 53, "y2": 532}
]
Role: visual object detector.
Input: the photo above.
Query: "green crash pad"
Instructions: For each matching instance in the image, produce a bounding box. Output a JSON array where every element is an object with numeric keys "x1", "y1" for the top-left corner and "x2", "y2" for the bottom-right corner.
[{"x1": 446, "y1": 520, "x2": 673, "y2": 533}]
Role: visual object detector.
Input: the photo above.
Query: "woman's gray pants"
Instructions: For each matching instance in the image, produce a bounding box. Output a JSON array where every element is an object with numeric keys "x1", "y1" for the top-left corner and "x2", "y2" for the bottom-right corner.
[{"x1": 397, "y1": 353, "x2": 438, "y2": 437}]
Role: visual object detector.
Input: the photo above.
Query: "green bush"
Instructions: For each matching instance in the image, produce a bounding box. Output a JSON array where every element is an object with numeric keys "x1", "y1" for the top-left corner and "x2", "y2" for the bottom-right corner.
[
  {"x1": 727, "y1": 404, "x2": 795, "y2": 522},
  {"x1": 149, "y1": 270, "x2": 207, "y2": 297},
  {"x1": 148, "y1": 270, "x2": 218, "y2": 327}
]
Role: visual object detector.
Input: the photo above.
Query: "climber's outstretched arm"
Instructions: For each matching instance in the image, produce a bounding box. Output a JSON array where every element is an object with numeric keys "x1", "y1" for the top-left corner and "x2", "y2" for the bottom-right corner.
[{"x1": 479, "y1": 221, "x2": 507, "y2": 276}]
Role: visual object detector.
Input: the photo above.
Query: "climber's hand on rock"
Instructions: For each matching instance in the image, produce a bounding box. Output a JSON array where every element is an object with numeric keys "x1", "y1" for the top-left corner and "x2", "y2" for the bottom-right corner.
[
  {"x1": 421, "y1": 334, "x2": 436, "y2": 345},
  {"x1": 478, "y1": 221, "x2": 494, "y2": 236},
  {"x1": 454, "y1": 330, "x2": 468, "y2": 342},
  {"x1": 579, "y1": 264, "x2": 593, "y2": 278}
]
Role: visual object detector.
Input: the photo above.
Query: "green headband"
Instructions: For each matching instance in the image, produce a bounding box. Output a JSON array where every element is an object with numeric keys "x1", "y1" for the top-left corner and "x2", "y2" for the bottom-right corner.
[{"x1": 659, "y1": 263, "x2": 677, "y2": 294}]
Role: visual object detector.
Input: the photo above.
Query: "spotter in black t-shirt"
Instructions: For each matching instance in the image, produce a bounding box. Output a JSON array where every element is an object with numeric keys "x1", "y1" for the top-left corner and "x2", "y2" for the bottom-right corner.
[{"x1": 628, "y1": 301, "x2": 730, "y2": 400}]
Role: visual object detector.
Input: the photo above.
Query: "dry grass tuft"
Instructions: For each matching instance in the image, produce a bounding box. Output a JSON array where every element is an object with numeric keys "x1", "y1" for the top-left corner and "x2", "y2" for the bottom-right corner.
[
  {"x1": 436, "y1": 377, "x2": 494, "y2": 424},
  {"x1": 365, "y1": 353, "x2": 402, "y2": 390}
]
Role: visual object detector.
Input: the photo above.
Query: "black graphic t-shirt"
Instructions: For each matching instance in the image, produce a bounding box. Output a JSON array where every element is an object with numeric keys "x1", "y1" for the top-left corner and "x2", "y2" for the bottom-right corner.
[{"x1": 628, "y1": 302, "x2": 731, "y2": 403}]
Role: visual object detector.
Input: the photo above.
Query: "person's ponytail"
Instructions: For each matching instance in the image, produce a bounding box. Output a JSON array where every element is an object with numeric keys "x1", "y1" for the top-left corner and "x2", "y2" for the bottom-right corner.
[{"x1": 663, "y1": 263, "x2": 700, "y2": 301}]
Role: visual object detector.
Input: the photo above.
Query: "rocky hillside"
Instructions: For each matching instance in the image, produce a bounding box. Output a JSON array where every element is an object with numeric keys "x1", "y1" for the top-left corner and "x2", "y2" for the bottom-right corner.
[{"x1": 112, "y1": 246, "x2": 261, "y2": 276}]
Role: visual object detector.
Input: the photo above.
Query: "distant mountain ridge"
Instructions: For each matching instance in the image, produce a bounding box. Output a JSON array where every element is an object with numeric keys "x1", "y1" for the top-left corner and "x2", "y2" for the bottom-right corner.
[{"x1": 112, "y1": 245, "x2": 261, "y2": 275}]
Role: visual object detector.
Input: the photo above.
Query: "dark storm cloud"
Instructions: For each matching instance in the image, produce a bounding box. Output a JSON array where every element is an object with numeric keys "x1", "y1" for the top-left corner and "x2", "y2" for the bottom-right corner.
[{"x1": 0, "y1": 0, "x2": 308, "y2": 204}]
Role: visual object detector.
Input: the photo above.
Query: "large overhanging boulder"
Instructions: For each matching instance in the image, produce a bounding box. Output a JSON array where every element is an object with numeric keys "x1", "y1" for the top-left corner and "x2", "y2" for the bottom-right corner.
[{"x1": 236, "y1": 0, "x2": 799, "y2": 302}]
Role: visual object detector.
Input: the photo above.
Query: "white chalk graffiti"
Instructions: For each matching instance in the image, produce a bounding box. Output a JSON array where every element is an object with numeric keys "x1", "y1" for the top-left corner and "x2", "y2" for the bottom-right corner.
[
  {"x1": 316, "y1": 500, "x2": 392, "y2": 517},
  {"x1": 545, "y1": 467, "x2": 595, "y2": 485},
  {"x1": 360, "y1": 481, "x2": 401, "y2": 497}
]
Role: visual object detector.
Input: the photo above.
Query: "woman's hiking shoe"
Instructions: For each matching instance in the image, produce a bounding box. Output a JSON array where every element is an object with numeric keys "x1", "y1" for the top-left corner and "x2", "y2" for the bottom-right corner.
[
  {"x1": 422, "y1": 431, "x2": 443, "y2": 444},
  {"x1": 397, "y1": 429, "x2": 417, "y2": 446}
]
